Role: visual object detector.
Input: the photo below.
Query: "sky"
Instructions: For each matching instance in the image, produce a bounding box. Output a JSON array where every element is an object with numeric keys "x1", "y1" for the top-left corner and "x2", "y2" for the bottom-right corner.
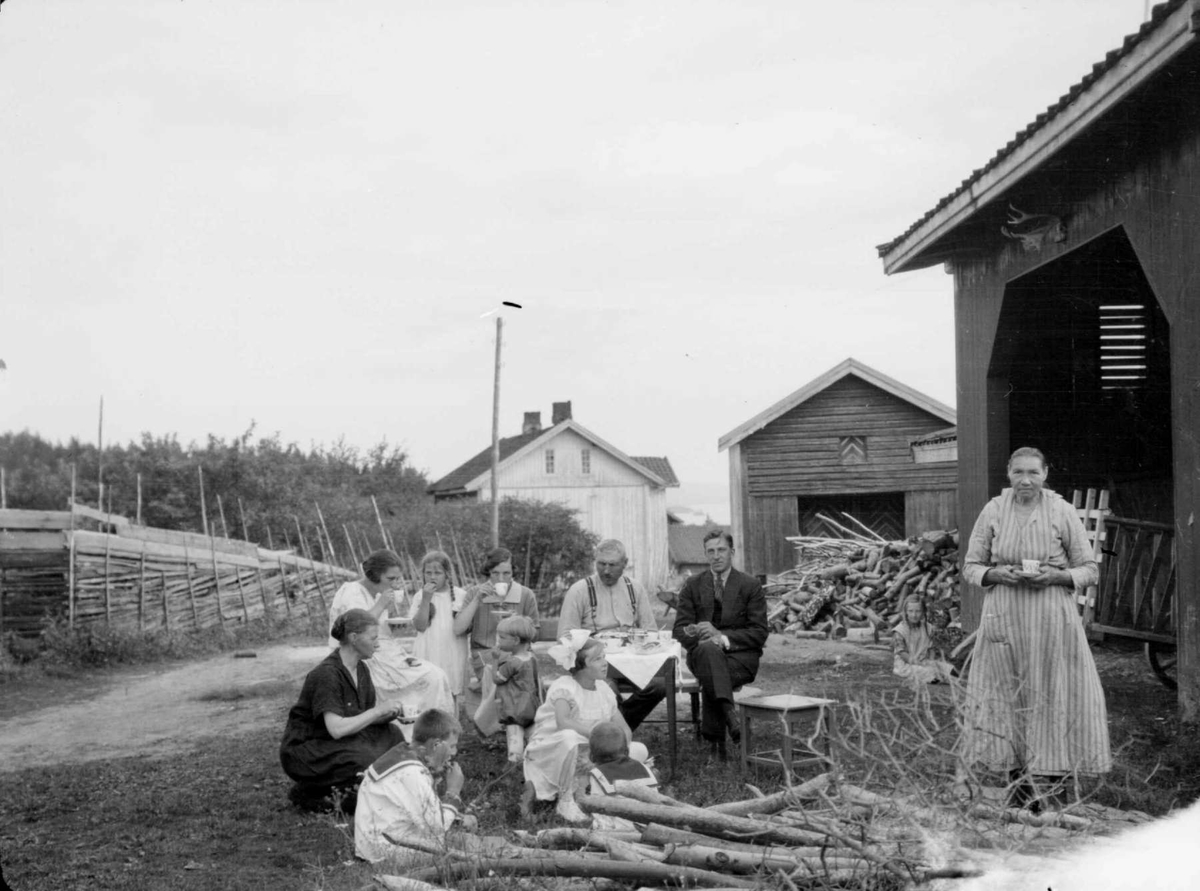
[{"x1": 0, "y1": 0, "x2": 1154, "y2": 523}]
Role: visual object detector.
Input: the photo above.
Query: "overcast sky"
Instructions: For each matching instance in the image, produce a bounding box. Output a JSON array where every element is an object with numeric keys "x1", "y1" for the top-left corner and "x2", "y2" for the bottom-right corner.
[{"x1": 0, "y1": 0, "x2": 1151, "y2": 521}]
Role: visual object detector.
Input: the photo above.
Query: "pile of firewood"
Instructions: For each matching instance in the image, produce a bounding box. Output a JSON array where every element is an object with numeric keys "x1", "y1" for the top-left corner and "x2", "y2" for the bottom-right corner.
[
  {"x1": 377, "y1": 773, "x2": 1153, "y2": 889},
  {"x1": 767, "y1": 523, "x2": 963, "y2": 645}
]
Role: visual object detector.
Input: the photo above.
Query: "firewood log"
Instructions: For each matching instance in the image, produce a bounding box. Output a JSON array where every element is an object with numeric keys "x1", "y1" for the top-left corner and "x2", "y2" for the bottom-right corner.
[
  {"x1": 532, "y1": 827, "x2": 642, "y2": 848},
  {"x1": 578, "y1": 795, "x2": 828, "y2": 846},
  {"x1": 376, "y1": 877, "x2": 454, "y2": 891},
  {"x1": 406, "y1": 854, "x2": 758, "y2": 888},
  {"x1": 641, "y1": 823, "x2": 823, "y2": 856},
  {"x1": 707, "y1": 773, "x2": 831, "y2": 816}
]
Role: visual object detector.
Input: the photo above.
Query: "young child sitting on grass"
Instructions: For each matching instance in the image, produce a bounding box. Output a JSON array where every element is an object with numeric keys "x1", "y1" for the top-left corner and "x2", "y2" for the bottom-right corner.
[
  {"x1": 354, "y1": 708, "x2": 477, "y2": 863},
  {"x1": 587, "y1": 721, "x2": 659, "y2": 830},
  {"x1": 588, "y1": 721, "x2": 658, "y2": 793},
  {"x1": 493, "y1": 614, "x2": 542, "y2": 762},
  {"x1": 892, "y1": 596, "x2": 955, "y2": 685}
]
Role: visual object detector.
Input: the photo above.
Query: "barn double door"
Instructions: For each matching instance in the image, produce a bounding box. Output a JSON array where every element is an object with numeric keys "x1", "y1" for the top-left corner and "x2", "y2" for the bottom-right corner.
[{"x1": 796, "y1": 493, "x2": 905, "y2": 541}]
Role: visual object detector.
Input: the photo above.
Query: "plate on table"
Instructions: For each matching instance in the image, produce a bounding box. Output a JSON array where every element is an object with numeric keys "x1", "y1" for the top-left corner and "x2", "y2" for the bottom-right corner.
[{"x1": 632, "y1": 640, "x2": 665, "y2": 656}]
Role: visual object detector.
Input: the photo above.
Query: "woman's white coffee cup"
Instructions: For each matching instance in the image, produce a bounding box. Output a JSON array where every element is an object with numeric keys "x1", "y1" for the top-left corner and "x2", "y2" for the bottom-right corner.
[
  {"x1": 1022, "y1": 559, "x2": 1040, "y2": 574},
  {"x1": 494, "y1": 582, "x2": 510, "y2": 599}
]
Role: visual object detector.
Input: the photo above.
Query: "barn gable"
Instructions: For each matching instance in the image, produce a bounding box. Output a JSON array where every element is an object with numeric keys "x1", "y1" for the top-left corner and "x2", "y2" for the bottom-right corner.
[{"x1": 720, "y1": 358, "x2": 957, "y2": 577}]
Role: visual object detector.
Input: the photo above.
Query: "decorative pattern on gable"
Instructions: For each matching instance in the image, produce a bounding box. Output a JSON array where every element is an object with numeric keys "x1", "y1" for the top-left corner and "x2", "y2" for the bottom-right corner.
[{"x1": 839, "y1": 436, "x2": 867, "y2": 465}]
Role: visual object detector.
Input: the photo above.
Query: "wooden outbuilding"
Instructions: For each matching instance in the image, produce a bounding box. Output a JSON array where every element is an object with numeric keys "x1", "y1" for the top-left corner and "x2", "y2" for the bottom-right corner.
[
  {"x1": 718, "y1": 358, "x2": 956, "y2": 577},
  {"x1": 878, "y1": 0, "x2": 1199, "y2": 718}
]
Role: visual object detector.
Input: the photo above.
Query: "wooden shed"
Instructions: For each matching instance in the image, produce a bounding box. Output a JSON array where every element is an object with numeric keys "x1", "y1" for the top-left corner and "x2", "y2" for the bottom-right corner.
[
  {"x1": 878, "y1": 0, "x2": 1199, "y2": 718},
  {"x1": 718, "y1": 358, "x2": 957, "y2": 577}
]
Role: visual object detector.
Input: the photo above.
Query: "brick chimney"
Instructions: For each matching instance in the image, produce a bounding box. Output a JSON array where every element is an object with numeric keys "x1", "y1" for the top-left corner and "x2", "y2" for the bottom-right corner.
[
  {"x1": 522, "y1": 411, "x2": 542, "y2": 435},
  {"x1": 552, "y1": 401, "x2": 572, "y2": 425}
]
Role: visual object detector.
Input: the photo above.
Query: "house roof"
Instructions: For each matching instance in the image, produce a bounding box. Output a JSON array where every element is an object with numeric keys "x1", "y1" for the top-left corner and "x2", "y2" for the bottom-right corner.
[
  {"x1": 426, "y1": 431, "x2": 543, "y2": 496},
  {"x1": 427, "y1": 419, "x2": 677, "y2": 495},
  {"x1": 878, "y1": 0, "x2": 1196, "y2": 274},
  {"x1": 718, "y1": 357, "x2": 957, "y2": 452},
  {"x1": 631, "y1": 456, "x2": 679, "y2": 487},
  {"x1": 669, "y1": 525, "x2": 730, "y2": 567}
]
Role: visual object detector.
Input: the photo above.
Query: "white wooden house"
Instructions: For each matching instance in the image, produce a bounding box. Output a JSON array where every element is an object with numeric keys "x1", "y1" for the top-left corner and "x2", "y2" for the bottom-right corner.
[{"x1": 428, "y1": 402, "x2": 679, "y2": 588}]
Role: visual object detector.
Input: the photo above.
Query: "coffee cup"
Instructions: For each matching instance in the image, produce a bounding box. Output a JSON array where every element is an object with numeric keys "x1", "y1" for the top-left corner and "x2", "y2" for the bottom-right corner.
[
  {"x1": 494, "y1": 582, "x2": 510, "y2": 599},
  {"x1": 658, "y1": 629, "x2": 673, "y2": 643},
  {"x1": 1022, "y1": 559, "x2": 1040, "y2": 574}
]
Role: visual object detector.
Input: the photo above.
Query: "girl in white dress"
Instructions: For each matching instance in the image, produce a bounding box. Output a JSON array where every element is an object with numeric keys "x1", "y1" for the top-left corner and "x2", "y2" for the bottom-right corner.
[
  {"x1": 409, "y1": 550, "x2": 471, "y2": 700},
  {"x1": 522, "y1": 637, "x2": 645, "y2": 823},
  {"x1": 326, "y1": 550, "x2": 455, "y2": 721}
]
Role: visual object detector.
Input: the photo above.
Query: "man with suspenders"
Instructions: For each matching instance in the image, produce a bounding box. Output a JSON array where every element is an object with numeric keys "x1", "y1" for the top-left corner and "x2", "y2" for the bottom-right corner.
[{"x1": 558, "y1": 539, "x2": 664, "y2": 730}]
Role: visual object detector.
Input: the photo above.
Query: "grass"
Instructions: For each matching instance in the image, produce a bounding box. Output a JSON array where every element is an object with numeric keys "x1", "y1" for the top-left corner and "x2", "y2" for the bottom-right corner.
[{"x1": 1, "y1": 636, "x2": 1197, "y2": 890}]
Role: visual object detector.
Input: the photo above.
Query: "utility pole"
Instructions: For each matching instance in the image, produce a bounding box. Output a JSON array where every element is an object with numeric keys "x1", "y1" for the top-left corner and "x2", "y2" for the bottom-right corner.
[
  {"x1": 490, "y1": 315, "x2": 502, "y2": 548},
  {"x1": 97, "y1": 396, "x2": 104, "y2": 509}
]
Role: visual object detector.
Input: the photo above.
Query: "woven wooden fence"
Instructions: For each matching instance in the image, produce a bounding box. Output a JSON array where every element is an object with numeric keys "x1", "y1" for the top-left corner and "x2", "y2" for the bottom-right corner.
[{"x1": 0, "y1": 506, "x2": 355, "y2": 637}]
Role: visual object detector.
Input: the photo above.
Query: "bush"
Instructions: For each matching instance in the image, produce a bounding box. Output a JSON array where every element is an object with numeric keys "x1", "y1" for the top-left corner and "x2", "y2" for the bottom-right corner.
[{"x1": 36, "y1": 612, "x2": 314, "y2": 670}]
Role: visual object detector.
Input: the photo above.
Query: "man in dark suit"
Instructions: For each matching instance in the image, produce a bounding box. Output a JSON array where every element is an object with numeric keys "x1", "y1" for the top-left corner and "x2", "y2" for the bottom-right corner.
[{"x1": 673, "y1": 530, "x2": 768, "y2": 757}]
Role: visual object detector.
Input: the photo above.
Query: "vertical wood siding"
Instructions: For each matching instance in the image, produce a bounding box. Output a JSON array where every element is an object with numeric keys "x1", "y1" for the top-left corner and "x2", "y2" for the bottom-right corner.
[
  {"x1": 494, "y1": 485, "x2": 669, "y2": 590},
  {"x1": 904, "y1": 489, "x2": 957, "y2": 536},
  {"x1": 728, "y1": 443, "x2": 748, "y2": 570},
  {"x1": 746, "y1": 495, "x2": 799, "y2": 578}
]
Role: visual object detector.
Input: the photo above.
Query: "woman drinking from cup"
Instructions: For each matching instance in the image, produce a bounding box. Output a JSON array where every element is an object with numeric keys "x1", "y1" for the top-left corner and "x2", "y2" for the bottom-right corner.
[
  {"x1": 408, "y1": 550, "x2": 471, "y2": 700},
  {"x1": 455, "y1": 547, "x2": 541, "y2": 687},
  {"x1": 328, "y1": 550, "x2": 454, "y2": 720}
]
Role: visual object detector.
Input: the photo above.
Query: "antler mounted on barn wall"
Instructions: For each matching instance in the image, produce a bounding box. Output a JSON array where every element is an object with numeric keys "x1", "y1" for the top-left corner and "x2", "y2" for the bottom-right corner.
[{"x1": 1000, "y1": 204, "x2": 1067, "y2": 252}]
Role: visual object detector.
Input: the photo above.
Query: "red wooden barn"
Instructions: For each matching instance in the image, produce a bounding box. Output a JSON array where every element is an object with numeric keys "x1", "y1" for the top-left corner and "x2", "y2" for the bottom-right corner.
[{"x1": 878, "y1": 1, "x2": 1199, "y2": 717}]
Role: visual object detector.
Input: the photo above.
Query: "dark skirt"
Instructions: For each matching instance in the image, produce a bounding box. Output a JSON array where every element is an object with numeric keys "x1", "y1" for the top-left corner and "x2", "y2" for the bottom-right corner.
[{"x1": 280, "y1": 723, "x2": 403, "y2": 790}]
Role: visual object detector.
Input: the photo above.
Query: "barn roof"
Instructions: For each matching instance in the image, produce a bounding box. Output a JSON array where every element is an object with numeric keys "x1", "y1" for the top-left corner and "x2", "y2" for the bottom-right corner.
[
  {"x1": 878, "y1": 0, "x2": 1197, "y2": 274},
  {"x1": 717, "y1": 357, "x2": 956, "y2": 452},
  {"x1": 428, "y1": 419, "x2": 677, "y2": 495}
]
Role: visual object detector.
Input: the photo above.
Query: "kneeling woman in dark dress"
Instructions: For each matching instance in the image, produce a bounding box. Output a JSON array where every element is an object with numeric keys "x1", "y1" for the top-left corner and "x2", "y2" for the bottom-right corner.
[{"x1": 280, "y1": 608, "x2": 404, "y2": 810}]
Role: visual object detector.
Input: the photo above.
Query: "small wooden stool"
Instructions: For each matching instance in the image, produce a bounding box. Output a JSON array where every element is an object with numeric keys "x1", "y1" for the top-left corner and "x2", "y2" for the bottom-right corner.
[{"x1": 738, "y1": 694, "x2": 835, "y2": 780}]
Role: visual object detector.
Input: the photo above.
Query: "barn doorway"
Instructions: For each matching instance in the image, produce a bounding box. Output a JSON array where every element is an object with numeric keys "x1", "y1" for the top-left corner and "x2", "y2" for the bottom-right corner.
[
  {"x1": 797, "y1": 492, "x2": 905, "y2": 541},
  {"x1": 989, "y1": 226, "x2": 1173, "y2": 521}
]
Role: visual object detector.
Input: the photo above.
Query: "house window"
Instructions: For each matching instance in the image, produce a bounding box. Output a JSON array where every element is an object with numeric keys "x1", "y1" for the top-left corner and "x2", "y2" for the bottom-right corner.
[
  {"x1": 545, "y1": 449, "x2": 555, "y2": 474},
  {"x1": 838, "y1": 436, "x2": 867, "y2": 465},
  {"x1": 581, "y1": 448, "x2": 591, "y2": 474},
  {"x1": 1099, "y1": 303, "x2": 1148, "y2": 390}
]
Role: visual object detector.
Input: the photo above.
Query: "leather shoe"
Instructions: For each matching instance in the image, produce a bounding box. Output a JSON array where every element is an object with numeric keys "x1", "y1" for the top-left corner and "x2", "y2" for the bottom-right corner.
[{"x1": 721, "y1": 703, "x2": 741, "y2": 744}]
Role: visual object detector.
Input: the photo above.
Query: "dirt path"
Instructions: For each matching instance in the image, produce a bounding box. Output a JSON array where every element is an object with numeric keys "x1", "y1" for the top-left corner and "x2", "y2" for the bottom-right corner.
[
  {"x1": 0, "y1": 632, "x2": 890, "y2": 773},
  {"x1": 0, "y1": 642, "x2": 328, "y2": 772}
]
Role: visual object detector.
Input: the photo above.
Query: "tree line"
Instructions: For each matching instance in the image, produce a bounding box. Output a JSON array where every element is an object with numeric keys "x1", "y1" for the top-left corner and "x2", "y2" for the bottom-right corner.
[{"x1": 0, "y1": 428, "x2": 596, "y2": 588}]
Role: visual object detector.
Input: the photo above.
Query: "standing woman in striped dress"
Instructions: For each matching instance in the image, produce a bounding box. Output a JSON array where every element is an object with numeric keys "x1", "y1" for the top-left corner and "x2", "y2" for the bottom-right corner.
[{"x1": 960, "y1": 447, "x2": 1110, "y2": 807}]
